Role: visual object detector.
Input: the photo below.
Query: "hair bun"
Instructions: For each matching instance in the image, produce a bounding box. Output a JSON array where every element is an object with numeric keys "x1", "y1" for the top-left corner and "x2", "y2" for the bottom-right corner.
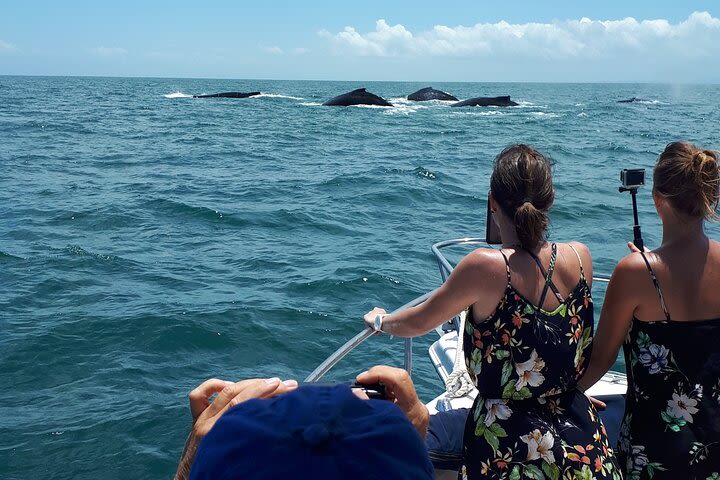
[
  {"x1": 655, "y1": 142, "x2": 719, "y2": 221},
  {"x1": 694, "y1": 150, "x2": 718, "y2": 174}
]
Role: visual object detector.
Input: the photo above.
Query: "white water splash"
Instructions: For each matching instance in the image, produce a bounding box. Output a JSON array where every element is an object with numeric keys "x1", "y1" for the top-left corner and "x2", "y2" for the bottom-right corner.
[
  {"x1": 530, "y1": 112, "x2": 560, "y2": 118},
  {"x1": 350, "y1": 104, "x2": 393, "y2": 109},
  {"x1": 630, "y1": 99, "x2": 664, "y2": 105},
  {"x1": 384, "y1": 104, "x2": 425, "y2": 115},
  {"x1": 453, "y1": 110, "x2": 504, "y2": 116},
  {"x1": 163, "y1": 92, "x2": 192, "y2": 99},
  {"x1": 256, "y1": 93, "x2": 305, "y2": 100},
  {"x1": 300, "y1": 102, "x2": 322, "y2": 106}
]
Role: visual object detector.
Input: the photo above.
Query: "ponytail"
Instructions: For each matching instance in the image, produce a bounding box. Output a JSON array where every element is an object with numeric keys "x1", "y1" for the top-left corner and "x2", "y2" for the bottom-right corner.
[
  {"x1": 514, "y1": 201, "x2": 550, "y2": 251},
  {"x1": 490, "y1": 145, "x2": 554, "y2": 250}
]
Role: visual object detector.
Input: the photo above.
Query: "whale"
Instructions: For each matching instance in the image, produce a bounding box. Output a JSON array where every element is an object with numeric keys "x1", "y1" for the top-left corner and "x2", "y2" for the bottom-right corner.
[
  {"x1": 451, "y1": 96, "x2": 519, "y2": 107},
  {"x1": 407, "y1": 87, "x2": 458, "y2": 102},
  {"x1": 617, "y1": 97, "x2": 647, "y2": 103},
  {"x1": 323, "y1": 88, "x2": 393, "y2": 107},
  {"x1": 193, "y1": 91, "x2": 261, "y2": 99}
]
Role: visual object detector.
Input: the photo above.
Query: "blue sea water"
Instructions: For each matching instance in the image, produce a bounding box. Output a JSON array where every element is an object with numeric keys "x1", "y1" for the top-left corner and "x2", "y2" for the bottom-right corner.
[{"x1": 1, "y1": 76, "x2": 719, "y2": 479}]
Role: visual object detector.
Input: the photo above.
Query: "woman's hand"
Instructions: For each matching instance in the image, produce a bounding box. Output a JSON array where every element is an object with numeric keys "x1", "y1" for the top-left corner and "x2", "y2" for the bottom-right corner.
[
  {"x1": 627, "y1": 242, "x2": 651, "y2": 253},
  {"x1": 363, "y1": 307, "x2": 387, "y2": 332},
  {"x1": 356, "y1": 365, "x2": 429, "y2": 439},
  {"x1": 175, "y1": 377, "x2": 298, "y2": 480}
]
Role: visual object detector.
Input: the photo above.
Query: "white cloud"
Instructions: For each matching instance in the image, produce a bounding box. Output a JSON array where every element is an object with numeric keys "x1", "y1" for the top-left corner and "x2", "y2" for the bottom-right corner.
[
  {"x1": 319, "y1": 12, "x2": 720, "y2": 60},
  {"x1": 263, "y1": 46, "x2": 284, "y2": 55},
  {"x1": 89, "y1": 46, "x2": 128, "y2": 57},
  {"x1": 0, "y1": 40, "x2": 17, "y2": 52},
  {"x1": 291, "y1": 47, "x2": 309, "y2": 55}
]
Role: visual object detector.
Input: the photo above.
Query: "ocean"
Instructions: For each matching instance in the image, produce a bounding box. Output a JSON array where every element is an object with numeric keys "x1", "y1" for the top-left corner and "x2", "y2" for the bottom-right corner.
[{"x1": 1, "y1": 76, "x2": 718, "y2": 479}]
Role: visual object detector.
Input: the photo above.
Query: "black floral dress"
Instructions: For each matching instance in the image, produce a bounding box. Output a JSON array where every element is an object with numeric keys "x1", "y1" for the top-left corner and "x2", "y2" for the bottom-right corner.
[
  {"x1": 618, "y1": 253, "x2": 720, "y2": 479},
  {"x1": 462, "y1": 244, "x2": 621, "y2": 480}
]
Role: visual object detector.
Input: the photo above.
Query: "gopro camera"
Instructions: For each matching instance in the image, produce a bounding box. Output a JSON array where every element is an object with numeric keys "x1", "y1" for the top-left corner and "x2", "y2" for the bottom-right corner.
[{"x1": 620, "y1": 169, "x2": 645, "y2": 190}]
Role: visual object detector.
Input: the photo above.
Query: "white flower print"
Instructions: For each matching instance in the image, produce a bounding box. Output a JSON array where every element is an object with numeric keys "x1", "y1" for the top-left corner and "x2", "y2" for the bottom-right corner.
[
  {"x1": 667, "y1": 392, "x2": 699, "y2": 423},
  {"x1": 638, "y1": 344, "x2": 669, "y2": 374},
  {"x1": 520, "y1": 429, "x2": 555, "y2": 463},
  {"x1": 515, "y1": 349, "x2": 546, "y2": 391},
  {"x1": 484, "y1": 398, "x2": 513, "y2": 426}
]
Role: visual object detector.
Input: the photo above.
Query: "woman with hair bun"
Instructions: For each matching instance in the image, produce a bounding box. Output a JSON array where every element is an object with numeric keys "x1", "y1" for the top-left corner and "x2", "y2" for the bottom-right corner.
[
  {"x1": 580, "y1": 142, "x2": 720, "y2": 478},
  {"x1": 365, "y1": 145, "x2": 620, "y2": 479}
]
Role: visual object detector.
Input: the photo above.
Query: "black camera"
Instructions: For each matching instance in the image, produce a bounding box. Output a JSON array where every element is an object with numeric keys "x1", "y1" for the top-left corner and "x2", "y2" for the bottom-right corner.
[
  {"x1": 620, "y1": 168, "x2": 645, "y2": 190},
  {"x1": 349, "y1": 381, "x2": 387, "y2": 400},
  {"x1": 618, "y1": 168, "x2": 646, "y2": 251}
]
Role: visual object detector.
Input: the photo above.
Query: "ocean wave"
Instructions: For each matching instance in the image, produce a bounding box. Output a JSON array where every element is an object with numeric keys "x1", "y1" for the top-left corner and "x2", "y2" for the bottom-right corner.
[
  {"x1": 349, "y1": 104, "x2": 393, "y2": 109},
  {"x1": 385, "y1": 166, "x2": 438, "y2": 180},
  {"x1": 0, "y1": 250, "x2": 24, "y2": 261},
  {"x1": 163, "y1": 92, "x2": 192, "y2": 99},
  {"x1": 256, "y1": 93, "x2": 304, "y2": 100},
  {"x1": 632, "y1": 99, "x2": 664, "y2": 105},
  {"x1": 452, "y1": 110, "x2": 504, "y2": 116},
  {"x1": 384, "y1": 104, "x2": 426, "y2": 115},
  {"x1": 300, "y1": 102, "x2": 322, "y2": 106},
  {"x1": 530, "y1": 112, "x2": 560, "y2": 118}
]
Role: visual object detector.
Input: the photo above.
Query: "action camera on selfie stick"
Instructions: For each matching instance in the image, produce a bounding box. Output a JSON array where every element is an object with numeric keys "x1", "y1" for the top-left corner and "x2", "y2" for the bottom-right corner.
[{"x1": 619, "y1": 168, "x2": 646, "y2": 251}]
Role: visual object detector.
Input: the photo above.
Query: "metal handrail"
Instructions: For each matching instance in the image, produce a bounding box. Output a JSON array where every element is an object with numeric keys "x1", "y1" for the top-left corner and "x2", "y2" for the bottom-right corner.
[
  {"x1": 306, "y1": 238, "x2": 612, "y2": 383},
  {"x1": 432, "y1": 238, "x2": 611, "y2": 283},
  {"x1": 304, "y1": 289, "x2": 437, "y2": 382}
]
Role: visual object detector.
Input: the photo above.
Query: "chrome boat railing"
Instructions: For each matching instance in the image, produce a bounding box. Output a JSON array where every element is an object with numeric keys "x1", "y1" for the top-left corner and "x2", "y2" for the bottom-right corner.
[{"x1": 305, "y1": 238, "x2": 611, "y2": 383}]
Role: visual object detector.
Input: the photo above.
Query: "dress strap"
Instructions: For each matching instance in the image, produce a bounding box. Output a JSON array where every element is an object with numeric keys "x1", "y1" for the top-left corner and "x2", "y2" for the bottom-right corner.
[
  {"x1": 527, "y1": 243, "x2": 564, "y2": 307},
  {"x1": 499, "y1": 250, "x2": 511, "y2": 286},
  {"x1": 639, "y1": 252, "x2": 671, "y2": 321},
  {"x1": 567, "y1": 244, "x2": 586, "y2": 281}
]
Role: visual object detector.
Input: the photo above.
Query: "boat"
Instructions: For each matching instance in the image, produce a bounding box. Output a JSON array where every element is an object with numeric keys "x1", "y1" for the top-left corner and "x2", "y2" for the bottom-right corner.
[{"x1": 305, "y1": 237, "x2": 627, "y2": 479}]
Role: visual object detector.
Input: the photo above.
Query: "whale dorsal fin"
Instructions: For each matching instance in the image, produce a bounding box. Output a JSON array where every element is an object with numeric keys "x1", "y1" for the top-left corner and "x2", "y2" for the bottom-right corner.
[{"x1": 349, "y1": 88, "x2": 367, "y2": 94}]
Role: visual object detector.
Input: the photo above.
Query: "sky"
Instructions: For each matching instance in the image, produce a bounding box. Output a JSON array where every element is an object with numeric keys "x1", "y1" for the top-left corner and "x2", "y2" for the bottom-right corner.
[{"x1": 1, "y1": 0, "x2": 719, "y2": 82}]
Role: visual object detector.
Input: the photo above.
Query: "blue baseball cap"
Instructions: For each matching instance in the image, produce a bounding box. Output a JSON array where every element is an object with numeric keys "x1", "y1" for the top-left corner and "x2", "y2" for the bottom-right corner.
[{"x1": 189, "y1": 383, "x2": 434, "y2": 480}]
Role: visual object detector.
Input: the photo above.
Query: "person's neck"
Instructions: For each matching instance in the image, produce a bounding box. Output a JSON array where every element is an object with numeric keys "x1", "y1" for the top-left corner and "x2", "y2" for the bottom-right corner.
[
  {"x1": 661, "y1": 218, "x2": 706, "y2": 248},
  {"x1": 499, "y1": 225, "x2": 521, "y2": 249}
]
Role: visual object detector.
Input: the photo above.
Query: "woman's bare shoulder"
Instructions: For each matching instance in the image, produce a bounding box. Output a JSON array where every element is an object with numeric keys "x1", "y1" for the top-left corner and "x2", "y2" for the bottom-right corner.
[
  {"x1": 457, "y1": 247, "x2": 507, "y2": 277},
  {"x1": 611, "y1": 251, "x2": 650, "y2": 281}
]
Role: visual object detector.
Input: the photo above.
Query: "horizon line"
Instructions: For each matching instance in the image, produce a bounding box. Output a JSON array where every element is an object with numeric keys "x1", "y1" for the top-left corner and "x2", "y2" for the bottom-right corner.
[{"x1": 1, "y1": 74, "x2": 719, "y2": 86}]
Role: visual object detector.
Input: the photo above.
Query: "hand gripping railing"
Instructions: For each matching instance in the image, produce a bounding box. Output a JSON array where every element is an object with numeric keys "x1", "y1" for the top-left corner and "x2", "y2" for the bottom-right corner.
[
  {"x1": 306, "y1": 238, "x2": 610, "y2": 383},
  {"x1": 304, "y1": 289, "x2": 437, "y2": 382}
]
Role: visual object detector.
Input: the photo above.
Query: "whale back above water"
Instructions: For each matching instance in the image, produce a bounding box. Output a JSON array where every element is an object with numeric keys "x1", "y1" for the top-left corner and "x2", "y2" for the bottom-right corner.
[
  {"x1": 451, "y1": 96, "x2": 519, "y2": 107},
  {"x1": 407, "y1": 87, "x2": 458, "y2": 102},
  {"x1": 323, "y1": 88, "x2": 393, "y2": 107},
  {"x1": 617, "y1": 97, "x2": 645, "y2": 103},
  {"x1": 193, "y1": 91, "x2": 261, "y2": 99}
]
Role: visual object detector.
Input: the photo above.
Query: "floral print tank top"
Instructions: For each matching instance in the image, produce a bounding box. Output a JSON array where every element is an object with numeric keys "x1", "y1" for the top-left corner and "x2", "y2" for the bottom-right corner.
[
  {"x1": 618, "y1": 252, "x2": 720, "y2": 479},
  {"x1": 462, "y1": 244, "x2": 621, "y2": 480}
]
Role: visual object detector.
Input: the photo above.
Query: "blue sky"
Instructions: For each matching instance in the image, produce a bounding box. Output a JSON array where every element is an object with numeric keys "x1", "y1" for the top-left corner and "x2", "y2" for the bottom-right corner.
[{"x1": 1, "y1": 1, "x2": 719, "y2": 82}]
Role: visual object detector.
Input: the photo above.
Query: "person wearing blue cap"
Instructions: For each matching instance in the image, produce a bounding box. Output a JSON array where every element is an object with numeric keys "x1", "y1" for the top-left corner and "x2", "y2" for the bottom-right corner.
[{"x1": 175, "y1": 365, "x2": 434, "y2": 480}]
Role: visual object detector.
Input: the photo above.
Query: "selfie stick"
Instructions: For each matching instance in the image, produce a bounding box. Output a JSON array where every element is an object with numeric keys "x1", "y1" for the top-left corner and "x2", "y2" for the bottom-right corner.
[{"x1": 618, "y1": 186, "x2": 644, "y2": 251}]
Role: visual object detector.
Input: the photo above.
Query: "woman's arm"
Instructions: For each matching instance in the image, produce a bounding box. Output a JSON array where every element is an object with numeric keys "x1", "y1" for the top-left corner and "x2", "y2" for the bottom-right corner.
[
  {"x1": 364, "y1": 249, "x2": 507, "y2": 337},
  {"x1": 579, "y1": 254, "x2": 643, "y2": 391}
]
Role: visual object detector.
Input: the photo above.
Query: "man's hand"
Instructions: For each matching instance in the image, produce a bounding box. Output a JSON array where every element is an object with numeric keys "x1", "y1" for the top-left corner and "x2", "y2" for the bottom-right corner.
[
  {"x1": 175, "y1": 377, "x2": 298, "y2": 480},
  {"x1": 356, "y1": 365, "x2": 429, "y2": 439}
]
